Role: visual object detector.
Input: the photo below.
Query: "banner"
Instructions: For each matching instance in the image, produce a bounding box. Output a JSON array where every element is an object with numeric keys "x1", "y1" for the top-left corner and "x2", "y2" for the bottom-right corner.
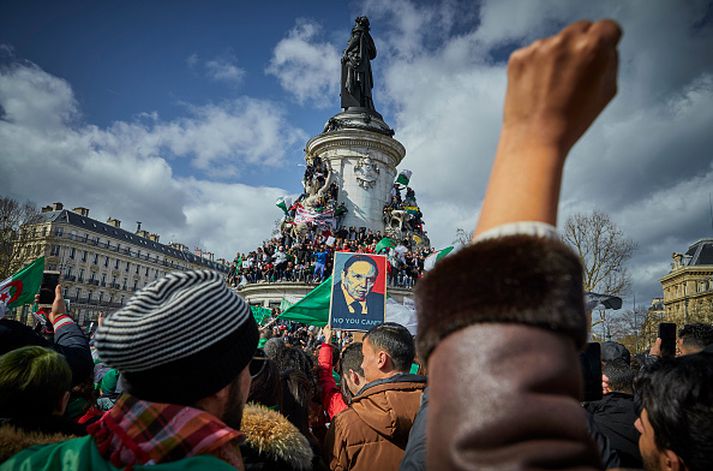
[
  {"x1": 329, "y1": 252, "x2": 387, "y2": 332},
  {"x1": 294, "y1": 206, "x2": 335, "y2": 227}
]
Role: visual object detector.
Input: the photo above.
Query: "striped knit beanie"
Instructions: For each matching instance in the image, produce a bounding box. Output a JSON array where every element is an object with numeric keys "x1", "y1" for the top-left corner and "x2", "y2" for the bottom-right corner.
[{"x1": 95, "y1": 270, "x2": 258, "y2": 405}]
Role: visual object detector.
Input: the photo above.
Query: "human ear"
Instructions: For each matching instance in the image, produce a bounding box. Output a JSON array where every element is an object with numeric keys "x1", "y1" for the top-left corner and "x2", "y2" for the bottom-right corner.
[
  {"x1": 662, "y1": 449, "x2": 683, "y2": 471},
  {"x1": 55, "y1": 391, "x2": 71, "y2": 416}
]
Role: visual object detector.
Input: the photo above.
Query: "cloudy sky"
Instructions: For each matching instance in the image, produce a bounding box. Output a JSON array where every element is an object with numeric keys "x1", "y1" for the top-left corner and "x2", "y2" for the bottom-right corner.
[{"x1": 1, "y1": 0, "x2": 712, "y2": 309}]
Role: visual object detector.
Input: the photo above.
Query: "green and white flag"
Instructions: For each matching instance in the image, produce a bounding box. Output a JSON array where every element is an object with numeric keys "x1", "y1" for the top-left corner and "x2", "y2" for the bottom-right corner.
[
  {"x1": 423, "y1": 246, "x2": 455, "y2": 271},
  {"x1": 275, "y1": 197, "x2": 289, "y2": 215},
  {"x1": 395, "y1": 169, "x2": 412, "y2": 186},
  {"x1": 0, "y1": 257, "x2": 45, "y2": 317}
]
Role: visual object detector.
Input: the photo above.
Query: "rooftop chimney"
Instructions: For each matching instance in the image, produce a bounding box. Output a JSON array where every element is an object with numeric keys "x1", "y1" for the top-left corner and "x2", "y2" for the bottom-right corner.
[
  {"x1": 73, "y1": 207, "x2": 89, "y2": 217},
  {"x1": 107, "y1": 217, "x2": 121, "y2": 228},
  {"x1": 52, "y1": 202, "x2": 64, "y2": 211},
  {"x1": 136, "y1": 221, "x2": 142, "y2": 232}
]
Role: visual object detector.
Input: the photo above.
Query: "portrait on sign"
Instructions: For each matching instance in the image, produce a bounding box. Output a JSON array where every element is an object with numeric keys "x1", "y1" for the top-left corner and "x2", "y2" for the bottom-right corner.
[{"x1": 329, "y1": 252, "x2": 387, "y2": 332}]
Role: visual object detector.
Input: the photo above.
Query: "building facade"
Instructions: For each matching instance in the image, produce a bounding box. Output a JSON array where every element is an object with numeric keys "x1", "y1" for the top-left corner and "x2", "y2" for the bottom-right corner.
[
  {"x1": 658, "y1": 238, "x2": 713, "y2": 326},
  {"x1": 11, "y1": 202, "x2": 229, "y2": 327}
]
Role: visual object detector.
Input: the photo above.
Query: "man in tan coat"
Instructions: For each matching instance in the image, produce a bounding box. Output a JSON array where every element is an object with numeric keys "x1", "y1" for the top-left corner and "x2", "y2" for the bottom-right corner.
[{"x1": 325, "y1": 323, "x2": 426, "y2": 471}]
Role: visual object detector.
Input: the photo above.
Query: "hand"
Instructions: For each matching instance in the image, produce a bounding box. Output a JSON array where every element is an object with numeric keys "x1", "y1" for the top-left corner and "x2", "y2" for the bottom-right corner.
[
  {"x1": 48, "y1": 284, "x2": 67, "y2": 324},
  {"x1": 323, "y1": 325, "x2": 332, "y2": 342},
  {"x1": 649, "y1": 338, "x2": 662, "y2": 357},
  {"x1": 502, "y1": 19, "x2": 622, "y2": 157},
  {"x1": 602, "y1": 374, "x2": 611, "y2": 395}
]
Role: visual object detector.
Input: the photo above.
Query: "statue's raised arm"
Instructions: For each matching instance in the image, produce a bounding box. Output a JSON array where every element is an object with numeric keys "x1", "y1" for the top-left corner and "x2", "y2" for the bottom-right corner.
[{"x1": 341, "y1": 16, "x2": 377, "y2": 111}]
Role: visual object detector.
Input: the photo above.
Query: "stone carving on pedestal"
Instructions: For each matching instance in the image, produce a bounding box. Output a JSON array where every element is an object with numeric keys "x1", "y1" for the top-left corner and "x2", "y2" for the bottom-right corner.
[{"x1": 354, "y1": 156, "x2": 380, "y2": 190}]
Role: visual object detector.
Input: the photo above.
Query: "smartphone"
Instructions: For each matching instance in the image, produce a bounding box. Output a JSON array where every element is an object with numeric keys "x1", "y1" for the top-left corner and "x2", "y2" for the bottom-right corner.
[
  {"x1": 38, "y1": 271, "x2": 60, "y2": 305},
  {"x1": 659, "y1": 322, "x2": 677, "y2": 358},
  {"x1": 579, "y1": 342, "x2": 603, "y2": 402}
]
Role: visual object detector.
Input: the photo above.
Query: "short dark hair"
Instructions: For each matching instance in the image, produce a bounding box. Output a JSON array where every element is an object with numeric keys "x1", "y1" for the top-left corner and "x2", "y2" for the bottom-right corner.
[
  {"x1": 635, "y1": 353, "x2": 713, "y2": 470},
  {"x1": 340, "y1": 342, "x2": 364, "y2": 377},
  {"x1": 679, "y1": 323, "x2": 713, "y2": 352},
  {"x1": 364, "y1": 322, "x2": 414, "y2": 372},
  {"x1": 343, "y1": 254, "x2": 378, "y2": 277},
  {"x1": 602, "y1": 359, "x2": 633, "y2": 394}
]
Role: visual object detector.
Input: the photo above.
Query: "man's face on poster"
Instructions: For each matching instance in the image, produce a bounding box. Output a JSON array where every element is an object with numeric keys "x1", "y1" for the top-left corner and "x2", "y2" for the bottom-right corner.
[{"x1": 343, "y1": 260, "x2": 377, "y2": 301}]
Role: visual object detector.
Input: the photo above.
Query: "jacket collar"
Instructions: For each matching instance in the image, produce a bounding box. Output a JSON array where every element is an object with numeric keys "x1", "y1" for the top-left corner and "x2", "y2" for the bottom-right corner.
[{"x1": 355, "y1": 373, "x2": 427, "y2": 397}]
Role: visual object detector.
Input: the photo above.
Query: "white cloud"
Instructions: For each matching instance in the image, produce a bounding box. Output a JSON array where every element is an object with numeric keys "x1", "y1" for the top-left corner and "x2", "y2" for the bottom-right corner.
[
  {"x1": 185, "y1": 53, "x2": 246, "y2": 86},
  {"x1": 266, "y1": 18, "x2": 341, "y2": 107},
  {"x1": 360, "y1": 0, "x2": 713, "y2": 305},
  {"x1": 205, "y1": 58, "x2": 246, "y2": 84},
  {"x1": 0, "y1": 61, "x2": 299, "y2": 259}
]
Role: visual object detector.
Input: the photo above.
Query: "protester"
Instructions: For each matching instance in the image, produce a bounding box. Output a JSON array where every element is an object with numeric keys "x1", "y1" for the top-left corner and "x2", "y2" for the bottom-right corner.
[
  {"x1": 0, "y1": 285, "x2": 92, "y2": 387},
  {"x1": 585, "y1": 360, "x2": 643, "y2": 468},
  {"x1": 634, "y1": 352, "x2": 713, "y2": 470},
  {"x1": 677, "y1": 323, "x2": 713, "y2": 356},
  {"x1": 324, "y1": 323, "x2": 426, "y2": 471},
  {"x1": 1, "y1": 270, "x2": 259, "y2": 470},
  {"x1": 0, "y1": 346, "x2": 80, "y2": 461},
  {"x1": 414, "y1": 19, "x2": 622, "y2": 469}
]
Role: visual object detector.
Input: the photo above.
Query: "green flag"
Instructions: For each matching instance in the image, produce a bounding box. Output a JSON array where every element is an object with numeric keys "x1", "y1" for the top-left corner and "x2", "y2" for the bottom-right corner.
[
  {"x1": 423, "y1": 246, "x2": 455, "y2": 271},
  {"x1": 0, "y1": 257, "x2": 45, "y2": 308},
  {"x1": 250, "y1": 305, "x2": 273, "y2": 325},
  {"x1": 395, "y1": 169, "x2": 412, "y2": 186},
  {"x1": 275, "y1": 197, "x2": 289, "y2": 215},
  {"x1": 375, "y1": 237, "x2": 396, "y2": 254},
  {"x1": 278, "y1": 276, "x2": 332, "y2": 327}
]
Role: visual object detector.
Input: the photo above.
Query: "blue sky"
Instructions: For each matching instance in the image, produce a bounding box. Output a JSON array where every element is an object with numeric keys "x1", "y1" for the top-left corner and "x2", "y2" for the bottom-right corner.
[{"x1": 1, "y1": 0, "x2": 713, "y2": 313}]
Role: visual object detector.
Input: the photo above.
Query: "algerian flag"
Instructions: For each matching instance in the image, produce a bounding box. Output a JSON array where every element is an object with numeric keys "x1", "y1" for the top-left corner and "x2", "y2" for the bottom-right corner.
[
  {"x1": 279, "y1": 276, "x2": 419, "y2": 330},
  {"x1": 423, "y1": 246, "x2": 455, "y2": 271},
  {"x1": 375, "y1": 237, "x2": 395, "y2": 254},
  {"x1": 395, "y1": 169, "x2": 412, "y2": 186},
  {"x1": 275, "y1": 197, "x2": 289, "y2": 215},
  {"x1": 279, "y1": 276, "x2": 333, "y2": 326},
  {"x1": 0, "y1": 257, "x2": 45, "y2": 317},
  {"x1": 250, "y1": 305, "x2": 273, "y2": 325}
]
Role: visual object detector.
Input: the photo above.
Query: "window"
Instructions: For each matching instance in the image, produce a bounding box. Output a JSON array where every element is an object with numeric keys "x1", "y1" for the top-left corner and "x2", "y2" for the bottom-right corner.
[
  {"x1": 65, "y1": 266, "x2": 72, "y2": 277},
  {"x1": 54, "y1": 227, "x2": 64, "y2": 237},
  {"x1": 93, "y1": 253, "x2": 99, "y2": 264},
  {"x1": 75, "y1": 288, "x2": 81, "y2": 298},
  {"x1": 145, "y1": 267, "x2": 149, "y2": 276},
  {"x1": 63, "y1": 287, "x2": 68, "y2": 298},
  {"x1": 82, "y1": 250, "x2": 87, "y2": 262},
  {"x1": 123, "y1": 278, "x2": 128, "y2": 290},
  {"x1": 42, "y1": 227, "x2": 48, "y2": 237},
  {"x1": 101, "y1": 273, "x2": 106, "y2": 284},
  {"x1": 104, "y1": 256, "x2": 109, "y2": 267},
  {"x1": 133, "y1": 279, "x2": 139, "y2": 290},
  {"x1": 98, "y1": 292, "x2": 103, "y2": 302},
  {"x1": 125, "y1": 262, "x2": 130, "y2": 272},
  {"x1": 120, "y1": 295, "x2": 125, "y2": 305},
  {"x1": 135, "y1": 264, "x2": 139, "y2": 274},
  {"x1": 69, "y1": 247, "x2": 75, "y2": 259},
  {"x1": 50, "y1": 245, "x2": 60, "y2": 256},
  {"x1": 87, "y1": 290, "x2": 93, "y2": 301},
  {"x1": 79, "y1": 268, "x2": 85, "y2": 282},
  {"x1": 89, "y1": 272, "x2": 95, "y2": 282},
  {"x1": 115, "y1": 258, "x2": 119, "y2": 269}
]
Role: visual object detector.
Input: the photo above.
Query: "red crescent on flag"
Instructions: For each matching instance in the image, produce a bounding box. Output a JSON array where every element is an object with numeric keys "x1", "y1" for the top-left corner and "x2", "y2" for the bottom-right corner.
[{"x1": 6, "y1": 280, "x2": 23, "y2": 304}]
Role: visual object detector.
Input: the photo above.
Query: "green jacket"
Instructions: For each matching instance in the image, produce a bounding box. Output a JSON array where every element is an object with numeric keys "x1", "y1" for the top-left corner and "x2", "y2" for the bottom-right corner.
[{"x1": 0, "y1": 435, "x2": 235, "y2": 471}]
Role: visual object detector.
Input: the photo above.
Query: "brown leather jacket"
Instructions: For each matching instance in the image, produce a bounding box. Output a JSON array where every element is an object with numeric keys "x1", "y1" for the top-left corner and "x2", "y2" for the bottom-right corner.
[
  {"x1": 415, "y1": 235, "x2": 602, "y2": 470},
  {"x1": 324, "y1": 374, "x2": 426, "y2": 471}
]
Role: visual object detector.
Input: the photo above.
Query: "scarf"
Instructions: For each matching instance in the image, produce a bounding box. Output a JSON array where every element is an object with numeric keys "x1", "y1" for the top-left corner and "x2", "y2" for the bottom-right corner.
[{"x1": 88, "y1": 394, "x2": 244, "y2": 468}]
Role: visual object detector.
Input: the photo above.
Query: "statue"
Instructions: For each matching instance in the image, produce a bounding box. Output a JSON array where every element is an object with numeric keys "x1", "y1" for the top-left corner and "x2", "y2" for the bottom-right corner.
[{"x1": 341, "y1": 16, "x2": 376, "y2": 111}]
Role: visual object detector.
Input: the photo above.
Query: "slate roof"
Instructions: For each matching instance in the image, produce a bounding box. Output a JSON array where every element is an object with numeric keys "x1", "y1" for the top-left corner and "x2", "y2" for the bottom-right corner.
[
  {"x1": 685, "y1": 238, "x2": 713, "y2": 266},
  {"x1": 29, "y1": 210, "x2": 227, "y2": 272}
]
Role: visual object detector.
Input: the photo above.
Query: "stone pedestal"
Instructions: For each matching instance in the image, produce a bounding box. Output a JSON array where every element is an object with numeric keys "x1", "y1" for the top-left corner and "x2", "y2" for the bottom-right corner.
[{"x1": 306, "y1": 112, "x2": 405, "y2": 232}]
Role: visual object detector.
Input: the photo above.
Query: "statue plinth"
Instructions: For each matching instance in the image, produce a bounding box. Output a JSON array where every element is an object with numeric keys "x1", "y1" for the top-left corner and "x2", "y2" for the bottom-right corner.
[{"x1": 306, "y1": 118, "x2": 405, "y2": 232}]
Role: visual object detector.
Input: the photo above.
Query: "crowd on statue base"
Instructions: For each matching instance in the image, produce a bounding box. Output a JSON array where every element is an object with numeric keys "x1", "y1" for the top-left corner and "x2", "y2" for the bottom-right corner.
[
  {"x1": 2, "y1": 19, "x2": 713, "y2": 471},
  {"x1": 227, "y1": 223, "x2": 431, "y2": 290}
]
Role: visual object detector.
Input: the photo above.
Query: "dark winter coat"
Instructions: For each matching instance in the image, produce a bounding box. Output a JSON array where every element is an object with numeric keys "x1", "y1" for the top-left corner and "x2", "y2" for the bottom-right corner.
[{"x1": 585, "y1": 392, "x2": 643, "y2": 468}]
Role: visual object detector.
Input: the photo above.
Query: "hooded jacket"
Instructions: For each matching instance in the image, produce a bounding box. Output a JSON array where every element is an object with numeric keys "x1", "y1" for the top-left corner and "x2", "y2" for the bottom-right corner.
[
  {"x1": 240, "y1": 403, "x2": 315, "y2": 471},
  {"x1": 324, "y1": 373, "x2": 426, "y2": 471}
]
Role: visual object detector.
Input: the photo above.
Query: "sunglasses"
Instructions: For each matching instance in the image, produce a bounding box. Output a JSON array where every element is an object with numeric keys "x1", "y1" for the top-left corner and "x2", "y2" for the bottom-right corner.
[{"x1": 249, "y1": 352, "x2": 268, "y2": 378}]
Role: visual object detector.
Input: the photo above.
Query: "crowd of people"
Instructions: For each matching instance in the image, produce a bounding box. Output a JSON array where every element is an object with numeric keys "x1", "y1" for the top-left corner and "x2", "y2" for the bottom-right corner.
[
  {"x1": 227, "y1": 224, "x2": 432, "y2": 290},
  {"x1": 2, "y1": 18, "x2": 713, "y2": 471}
]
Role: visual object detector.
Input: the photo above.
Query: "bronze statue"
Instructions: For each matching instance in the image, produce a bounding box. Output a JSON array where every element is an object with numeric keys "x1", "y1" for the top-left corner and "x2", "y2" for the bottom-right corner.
[{"x1": 341, "y1": 16, "x2": 376, "y2": 111}]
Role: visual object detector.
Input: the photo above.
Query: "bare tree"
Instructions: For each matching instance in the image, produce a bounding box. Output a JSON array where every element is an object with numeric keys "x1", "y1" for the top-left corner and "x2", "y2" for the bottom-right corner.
[
  {"x1": 0, "y1": 196, "x2": 39, "y2": 279},
  {"x1": 452, "y1": 228, "x2": 472, "y2": 246},
  {"x1": 563, "y1": 210, "x2": 636, "y2": 297}
]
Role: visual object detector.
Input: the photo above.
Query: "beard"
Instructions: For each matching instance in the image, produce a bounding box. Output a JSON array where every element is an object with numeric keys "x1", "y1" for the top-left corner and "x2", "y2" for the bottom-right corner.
[{"x1": 221, "y1": 375, "x2": 245, "y2": 430}]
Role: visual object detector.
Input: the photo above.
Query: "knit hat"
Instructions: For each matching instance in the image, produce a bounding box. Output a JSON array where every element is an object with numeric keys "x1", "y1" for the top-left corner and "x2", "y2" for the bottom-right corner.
[{"x1": 95, "y1": 270, "x2": 258, "y2": 405}]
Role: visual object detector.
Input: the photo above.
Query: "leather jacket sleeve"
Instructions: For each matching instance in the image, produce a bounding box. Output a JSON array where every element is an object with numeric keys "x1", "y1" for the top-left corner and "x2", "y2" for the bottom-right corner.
[{"x1": 416, "y1": 235, "x2": 601, "y2": 470}]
